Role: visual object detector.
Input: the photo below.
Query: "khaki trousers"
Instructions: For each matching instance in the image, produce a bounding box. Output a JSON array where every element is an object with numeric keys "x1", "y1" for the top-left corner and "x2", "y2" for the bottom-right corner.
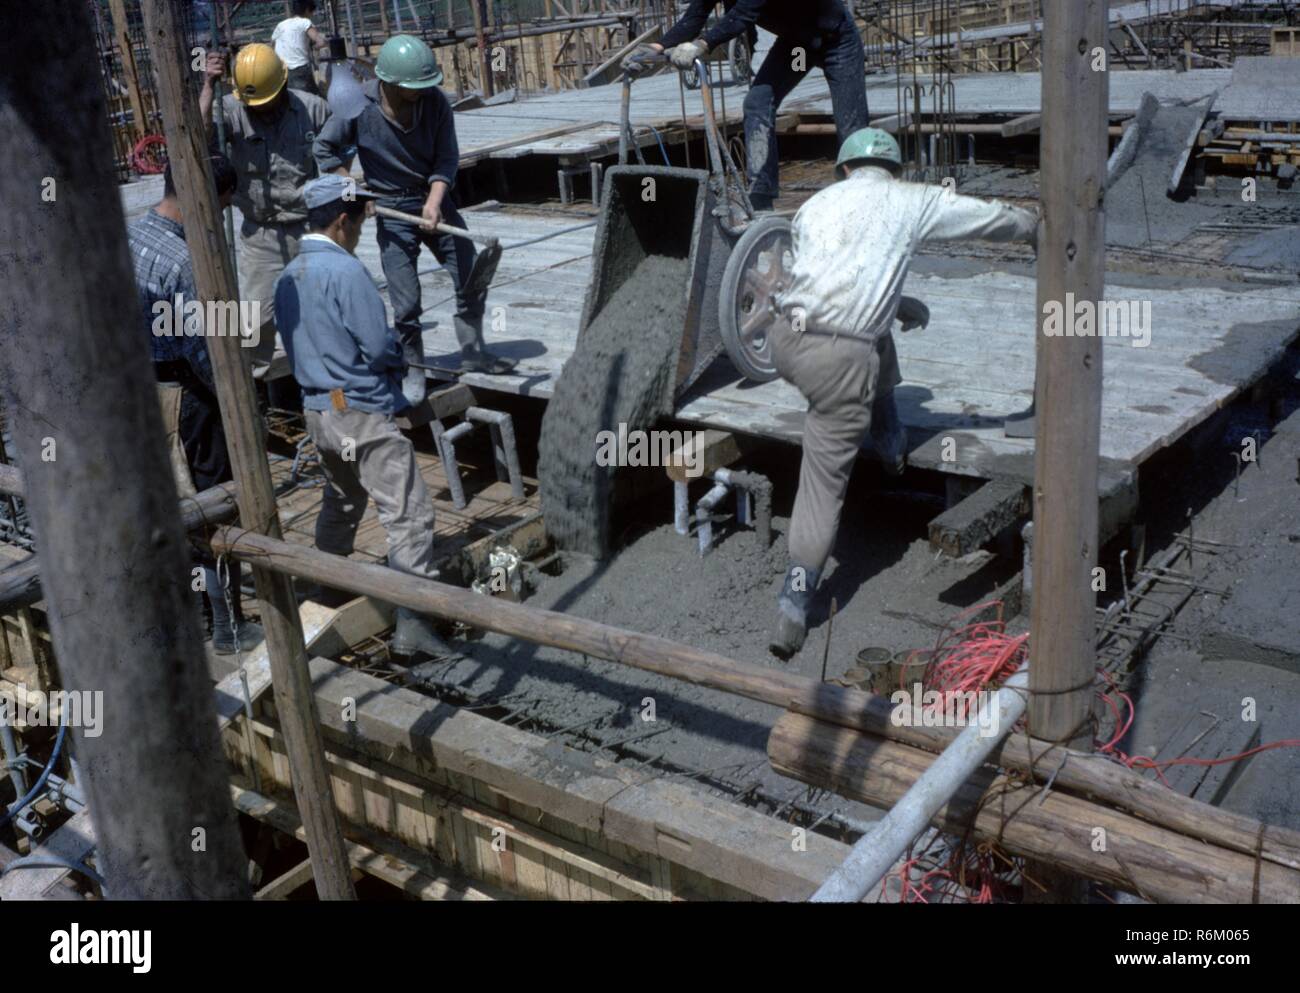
[
  {"x1": 305, "y1": 406, "x2": 438, "y2": 580},
  {"x1": 240, "y1": 219, "x2": 305, "y2": 364},
  {"x1": 157, "y1": 383, "x2": 196, "y2": 497},
  {"x1": 770, "y1": 319, "x2": 883, "y2": 574}
]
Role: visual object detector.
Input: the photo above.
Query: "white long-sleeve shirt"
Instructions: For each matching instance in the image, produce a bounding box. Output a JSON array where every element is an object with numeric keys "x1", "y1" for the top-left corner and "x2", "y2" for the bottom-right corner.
[{"x1": 777, "y1": 167, "x2": 1037, "y2": 340}]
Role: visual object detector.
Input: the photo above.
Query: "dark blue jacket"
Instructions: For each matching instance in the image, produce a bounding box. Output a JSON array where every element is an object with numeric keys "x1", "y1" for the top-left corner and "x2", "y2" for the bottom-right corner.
[{"x1": 661, "y1": 0, "x2": 852, "y2": 49}]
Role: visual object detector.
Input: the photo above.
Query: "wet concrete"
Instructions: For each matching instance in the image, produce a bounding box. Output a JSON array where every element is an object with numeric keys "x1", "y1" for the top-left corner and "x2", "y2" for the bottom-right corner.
[{"x1": 538, "y1": 254, "x2": 686, "y2": 557}]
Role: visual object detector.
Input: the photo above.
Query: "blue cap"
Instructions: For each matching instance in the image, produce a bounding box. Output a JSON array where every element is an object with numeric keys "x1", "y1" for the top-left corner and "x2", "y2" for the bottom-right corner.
[{"x1": 303, "y1": 174, "x2": 380, "y2": 209}]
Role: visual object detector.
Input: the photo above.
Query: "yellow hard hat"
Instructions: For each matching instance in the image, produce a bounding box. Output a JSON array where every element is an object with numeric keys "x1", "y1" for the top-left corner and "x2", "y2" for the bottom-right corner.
[{"x1": 232, "y1": 43, "x2": 287, "y2": 106}]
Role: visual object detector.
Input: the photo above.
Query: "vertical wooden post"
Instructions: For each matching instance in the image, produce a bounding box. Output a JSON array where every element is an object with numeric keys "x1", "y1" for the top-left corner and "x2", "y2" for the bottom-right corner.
[
  {"x1": 1025, "y1": 0, "x2": 1107, "y2": 901},
  {"x1": 0, "y1": 2, "x2": 248, "y2": 898},
  {"x1": 108, "y1": 0, "x2": 150, "y2": 143},
  {"x1": 139, "y1": 0, "x2": 356, "y2": 899},
  {"x1": 471, "y1": 0, "x2": 493, "y2": 95}
]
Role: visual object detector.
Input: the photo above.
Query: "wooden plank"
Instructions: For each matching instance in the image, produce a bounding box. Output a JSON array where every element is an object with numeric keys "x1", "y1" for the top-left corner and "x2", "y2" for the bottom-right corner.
[
  {"x1": 1000, "y1": 112, "x2": 1041, "y2": 137},
  {"x1": 1169, "y1": 94, "x2": 1217, "y2": 196},
  {"x1": 665, "y1": 429, "x2": 748, "y2": 484},
  {"x1": 212, "y1": 599, "x2": 341, "y2": 732},
  {"x1": 254, "y1": 857, "x2": 315, "y2": 900},
  {"x1": 928, "y1": 478, "x2": 1029, "y2": 557},
  {"x1": 232, "y1": 785, "x2": 504, "y2": 900}
]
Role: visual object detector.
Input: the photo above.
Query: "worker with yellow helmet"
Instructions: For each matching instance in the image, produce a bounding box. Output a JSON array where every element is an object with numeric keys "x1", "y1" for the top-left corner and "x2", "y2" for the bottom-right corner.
[{"x1": 199, "y1": 43, "x2": 332, "y2": 387}]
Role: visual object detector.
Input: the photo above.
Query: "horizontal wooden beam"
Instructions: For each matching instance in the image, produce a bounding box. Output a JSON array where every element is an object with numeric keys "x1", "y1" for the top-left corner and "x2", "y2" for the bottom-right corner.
[
  {"x1": 928, "y1": 478, "x2": 1028, "y2": 557},
  {"x1": 0, "y1": 481, "x2": 239, "y2": 612},
  {"x1": 1001, "y1": 112, "x2": 1042, "y2": 137},
  {"x1": 769, "y1": 712, "x2": 1300, "y2": 903}
]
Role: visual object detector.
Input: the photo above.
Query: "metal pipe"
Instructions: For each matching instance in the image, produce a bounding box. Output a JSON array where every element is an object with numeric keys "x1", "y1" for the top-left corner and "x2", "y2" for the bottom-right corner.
[
  {"x1": 811, "y1": 665, "x2": 1030, "y2": 902},
  {"x1": 465, "y1": 407, "x2": 525, "y2": 500},
  {"x1": 673, "y1": 480, "x2": 690, "y2": 535},
  {"x1": 715, "y1": 467, "x2": 772, "y2": 548},
  {"x1": 0, "y1": 721, "x2": 28, "y2": 813},
  {"x1": 696, "y1": 480, "x2": 730, "y2": 555}
]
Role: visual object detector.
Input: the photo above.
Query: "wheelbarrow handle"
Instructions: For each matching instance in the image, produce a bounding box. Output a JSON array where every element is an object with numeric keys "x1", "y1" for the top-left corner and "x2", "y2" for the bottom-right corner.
[{"x1": 373, "y1": 204, "x2": 499, "y2": 248}]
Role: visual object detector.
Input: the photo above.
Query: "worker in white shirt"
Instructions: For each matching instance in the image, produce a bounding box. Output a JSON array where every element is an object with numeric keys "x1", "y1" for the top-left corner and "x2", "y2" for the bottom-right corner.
[
  {"x1": 273, "y1": 0, "x2": 330, "y2": 96},
  {"x1": 768, "y1": 127, "x2": 1039, "y2": 659}
]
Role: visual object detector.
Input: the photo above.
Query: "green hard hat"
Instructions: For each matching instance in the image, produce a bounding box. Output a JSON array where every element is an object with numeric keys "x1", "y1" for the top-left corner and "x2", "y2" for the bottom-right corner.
[
  {"x1": 375, "y1": 34, "x2": 444, "y2": 88},
  {"x1": 836, "y1": 127, "x2": 902, "y2": 173}
]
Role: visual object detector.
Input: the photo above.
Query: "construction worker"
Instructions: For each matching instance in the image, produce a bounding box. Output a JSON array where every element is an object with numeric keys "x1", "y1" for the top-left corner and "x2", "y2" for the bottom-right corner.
[
  {"x1": 199, "y1": 43, "x2": 331, "y2": 377},
  {"x1": 623, "y1": 0, "x2": 868, "y2": 212},
  {"x1": 273, "y1": 175, "x2": 460, "y2": 662},
  {"x1": 314, "y1": 33, "x2": 516, "y2": 408},
  {"x1": 272, "y1": 0, "x2": 331, "y2": 97},
  {"x1": 768, "y1": 128, "x2": 1038, "y2": 659},
  {"x1": 128, "y1": 155, "x2": 265, "y2": 657}
]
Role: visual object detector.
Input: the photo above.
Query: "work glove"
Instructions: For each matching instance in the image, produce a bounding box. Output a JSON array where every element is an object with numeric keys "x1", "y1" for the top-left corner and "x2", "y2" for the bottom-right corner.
[
  {"x1": 621, "y1": 43, "x2": 663, "y2": 79},
  {"x1": 668, "y1": 39, "x2": 709, "y2": 71}
]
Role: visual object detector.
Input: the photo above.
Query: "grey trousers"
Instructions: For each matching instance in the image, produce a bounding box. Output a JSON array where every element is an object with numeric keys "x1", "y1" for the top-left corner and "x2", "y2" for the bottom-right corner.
[
  {"x1": 305, "y1": 406, "x2": 438, "y2": 579},
  {"x1": 771, "y1": 318, "x2": 885, "y2": 574}
]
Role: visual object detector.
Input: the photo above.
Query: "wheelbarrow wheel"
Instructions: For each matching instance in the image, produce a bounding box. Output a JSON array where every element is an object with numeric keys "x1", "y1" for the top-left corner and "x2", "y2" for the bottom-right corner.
[
  {"x1": 728, "y1": 35, "x2": 753, "y2": 85},
  {"x1": 718, "y1": 214, "x2": 791, "y2": 384}
]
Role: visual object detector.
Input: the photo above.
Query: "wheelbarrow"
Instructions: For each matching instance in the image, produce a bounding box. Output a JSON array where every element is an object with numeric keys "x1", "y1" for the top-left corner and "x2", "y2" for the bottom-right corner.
[{"x1": 584, "y1": 57, "x2": 757, "y2": 407}]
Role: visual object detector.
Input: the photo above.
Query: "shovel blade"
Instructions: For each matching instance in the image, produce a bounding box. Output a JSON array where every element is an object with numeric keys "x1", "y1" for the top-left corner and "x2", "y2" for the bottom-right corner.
[{"x1": 465, "y1": 241, "x2": 502, "y2": 297}]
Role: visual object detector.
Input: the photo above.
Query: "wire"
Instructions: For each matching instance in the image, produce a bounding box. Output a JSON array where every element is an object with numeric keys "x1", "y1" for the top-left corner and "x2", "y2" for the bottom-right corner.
[
  {"x1": 646, "y1": 124, "x2": 671, "y2": 165},
  {"x1": 0, "y1": 853, "x2": 105, "y2": 888}
]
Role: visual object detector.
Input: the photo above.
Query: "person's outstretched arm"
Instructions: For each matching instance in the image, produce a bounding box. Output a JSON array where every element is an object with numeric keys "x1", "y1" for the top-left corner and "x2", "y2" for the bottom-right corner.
[{"x1": 918, "y1": 184, "x2": 1038, "y2": 249}]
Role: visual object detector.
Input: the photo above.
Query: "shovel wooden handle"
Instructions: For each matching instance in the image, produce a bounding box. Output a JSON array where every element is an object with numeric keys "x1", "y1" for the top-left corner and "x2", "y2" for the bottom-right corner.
[{"x1": 373, "y1": 204, "x2": 499, "y2": 247}]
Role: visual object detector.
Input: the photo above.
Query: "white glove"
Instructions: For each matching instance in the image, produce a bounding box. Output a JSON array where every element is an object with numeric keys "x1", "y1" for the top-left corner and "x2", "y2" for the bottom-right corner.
[{"x1": 668, "y1": 39, "x2": 709, "y2": 71}]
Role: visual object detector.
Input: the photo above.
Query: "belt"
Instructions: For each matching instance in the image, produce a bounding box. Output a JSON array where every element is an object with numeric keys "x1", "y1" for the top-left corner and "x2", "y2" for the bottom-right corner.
[
  {"x1": 377, "y1": 188, "x2": 431, "y2": 201},
  {"x1": 781, "y1": 311, "x2": 868, "y2": 341}
]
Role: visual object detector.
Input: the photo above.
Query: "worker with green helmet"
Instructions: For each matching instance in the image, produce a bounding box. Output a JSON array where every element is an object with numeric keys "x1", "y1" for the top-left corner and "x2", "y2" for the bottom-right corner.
[
  {"x1": 314, "y1": 34, "x2": 517, "y2": 407},
  {"x1": 766, "y1": 126, "x2": 1039, "y2": 659}
]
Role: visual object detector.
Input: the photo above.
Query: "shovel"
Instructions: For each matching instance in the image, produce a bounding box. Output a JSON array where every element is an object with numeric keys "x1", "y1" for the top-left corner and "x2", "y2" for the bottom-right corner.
[{"x1": 373, "y1": 204, "x2": 502, "y2": 298}]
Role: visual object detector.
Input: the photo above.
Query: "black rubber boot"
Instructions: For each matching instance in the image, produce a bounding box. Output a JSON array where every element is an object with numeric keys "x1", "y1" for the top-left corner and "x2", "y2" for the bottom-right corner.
[
  {"x1": 213, "y1": 620, "x2": 265, "y2": 656},
  {"x1": 391, "y1": 607, "x2": 462, "y2": 663},
  {"x1": 455, "y1": 315, "x2": 517, "y2": 375},
  {"x1": 769, "y1": 565, "x2": 818, "y2": 660},
  {"x1": 871, "y1": 389, "x2": 907, "y2": 477}
]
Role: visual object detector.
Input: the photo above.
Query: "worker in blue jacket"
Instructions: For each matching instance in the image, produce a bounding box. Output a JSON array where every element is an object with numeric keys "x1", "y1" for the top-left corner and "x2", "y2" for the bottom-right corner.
[
  {"x1": 623, "y1": 0, "x2": 868, "y2": 212},
  {"x1": 274, "y1": 174, "x2": 460, "y2": 662}
]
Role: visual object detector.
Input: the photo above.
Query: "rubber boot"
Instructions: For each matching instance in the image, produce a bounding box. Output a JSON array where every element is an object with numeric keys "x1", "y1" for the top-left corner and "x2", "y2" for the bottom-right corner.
[
  {"x1": 213, "y1": 619, "x2": 266, "y2": 656},
  {"x1": 456, "y1": 315, "x2": 517, "y2": 375},
  {"x1": 769, "y1": 565, "x2": 818, "y2": 660},
  {"x1": 391, "y1": 607, "x2": 461, "y2": 662},
  {"x1": 871, "y1": 389, "x2": 907, "y2": 477},
  {"x1": 1003, "y1": 401, "x2": 1036, "y2": 439},
  {"x1": 401, "y1": 334, "x2": 428, "y2": 406},
  {"x1": 748, "y1": 191, "x2": 776, "y2": 213}
]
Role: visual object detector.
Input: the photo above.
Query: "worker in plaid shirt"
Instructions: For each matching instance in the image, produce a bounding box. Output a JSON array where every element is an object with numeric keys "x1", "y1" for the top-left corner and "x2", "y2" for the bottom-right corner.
[{"x1": 127, "y1": 153, "x2": 263, "y2": 657}]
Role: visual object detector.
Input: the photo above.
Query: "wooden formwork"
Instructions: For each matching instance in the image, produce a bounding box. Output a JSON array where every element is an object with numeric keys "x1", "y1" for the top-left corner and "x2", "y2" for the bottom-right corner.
[{"x1": 221, "y1": 654, "x2": 852, "y2": 901}]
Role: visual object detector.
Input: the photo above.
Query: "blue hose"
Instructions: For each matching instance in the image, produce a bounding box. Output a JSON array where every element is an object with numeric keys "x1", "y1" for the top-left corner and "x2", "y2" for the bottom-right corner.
[
  {"x1": 0, "y1": 716, "x2": 66, "y2": 830},
  {"x1": 647, "y1": 124, "x2": 671, "y2": 165}
]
